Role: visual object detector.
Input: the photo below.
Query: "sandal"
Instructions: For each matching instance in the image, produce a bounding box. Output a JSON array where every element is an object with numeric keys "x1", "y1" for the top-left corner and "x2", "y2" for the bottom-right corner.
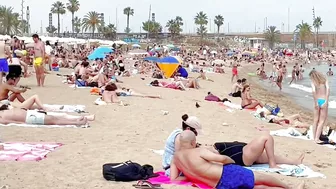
[{"x1": 132, "y1": 180, "x2": 163, "y2": 189}]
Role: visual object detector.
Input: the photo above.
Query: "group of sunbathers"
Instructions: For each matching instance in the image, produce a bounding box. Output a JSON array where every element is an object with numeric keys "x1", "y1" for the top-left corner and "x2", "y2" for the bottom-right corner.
[{"x1": 162, "y1": 114, "x2": 305, "y2": 189}]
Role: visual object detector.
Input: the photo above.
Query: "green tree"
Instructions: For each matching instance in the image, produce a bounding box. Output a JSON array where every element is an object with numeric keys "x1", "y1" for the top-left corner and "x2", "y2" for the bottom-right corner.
[
  {"x1": 82, "y1": 11, "x2": 102, "y2": 37},
  {"x1": 295, "y1": 21, "x2": 313, "y2": 49},
  {"x1": 0, "y1": 6, "x2": 22, "y2": 35},
  {"x1": 313, "y1": 16, "x2": 322, "y2": 47},
  {"x1": 101, "y1": 24, "x2": 117, "y2": 39},
  {"x1": 194, "y1": 11, "x2": 208, "y2": 40},
  {"x1": 264, "y1": 26, "x2": 280, "y2": 49},
  {"x1": 46, "y1": 25, "x2": 58, "y2": 34},
  {"x1": 142, "y1": 20, "x2": 162, "y2": 37},
  {"x1": 51, "y1": 1, "x2": 66, "y2": 36},
  {"x1": 66, "y1": 0, "x2": 80, "y2": 33},
  {"x1": 73, "y1": 16, "x2": 82, "y2": 33},
  {"x1": 214, "y1": 15, "x2": 224, "y2": 35},
  {"x1": 166, "y1": 16, "x2": 183, "y2": 38},
  {"x1": 123, "y1": 7, "x2": 134, "y2": 34}
]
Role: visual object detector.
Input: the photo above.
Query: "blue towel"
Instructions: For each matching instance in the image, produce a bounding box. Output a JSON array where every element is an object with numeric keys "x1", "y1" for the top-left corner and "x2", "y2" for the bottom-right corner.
[{"x1": 0, "y1": 58, "x2": 9, "y2": 73}]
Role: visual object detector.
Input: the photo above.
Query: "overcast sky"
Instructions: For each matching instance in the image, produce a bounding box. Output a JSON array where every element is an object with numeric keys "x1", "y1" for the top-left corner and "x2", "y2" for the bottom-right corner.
[{"x1": 3, "y1": 0, "x2": 336, "y2": 34}]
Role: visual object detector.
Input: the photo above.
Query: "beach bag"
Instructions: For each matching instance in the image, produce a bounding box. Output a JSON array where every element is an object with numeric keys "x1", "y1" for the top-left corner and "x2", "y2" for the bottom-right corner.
[{"x1": 102, "y1": 161, "x2": 158, "y2": 182}]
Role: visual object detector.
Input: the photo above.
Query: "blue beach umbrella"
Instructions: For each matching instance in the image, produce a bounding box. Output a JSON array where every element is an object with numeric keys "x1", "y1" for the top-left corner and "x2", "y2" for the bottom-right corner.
[
  {"x1": 157, "y1": 56, "x2": 182, "y2": 63},
  {"x1": 87, "y1": 52, "x2": 106, "y2": 60},
  {"x1": 94, "y1": 47, "x2": 113, "y2": 54},
  {"x1": 144, "y1": 57, "x2": 160, "y2": 62}
]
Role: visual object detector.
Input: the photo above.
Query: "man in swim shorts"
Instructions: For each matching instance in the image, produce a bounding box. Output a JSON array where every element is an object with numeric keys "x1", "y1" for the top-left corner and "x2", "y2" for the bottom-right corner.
[
  {"x1": 32, "y1": 34, "x2": 46, "y2": 87},
  {"x1": 0, "y1": 40, "x2": 11, "y2": 83},
  {"x1": 0, "y1": 74, "x2": 27, "y2": 103},
  {"x1": 170, "y1": 131, "x2": 304, "y2": 189},
  {"x1": 0, "y1": 107, "x2": 89, "y2": 126}
]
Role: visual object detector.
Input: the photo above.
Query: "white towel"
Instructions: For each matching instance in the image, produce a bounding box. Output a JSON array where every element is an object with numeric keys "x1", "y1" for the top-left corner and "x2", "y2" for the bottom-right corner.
[
  {"x1": 245, "y1": 164, "x2": 326, "y2": 178},
  {"x1": 0, "y1": 123, "x2": 89, "y2": 128},
  {"x1": 223, "y1": 101, "x2": 242, "y2": 110},
  {"x1": 270, "y1": 127, "x2": 336, "y2": 149},
  {"x1": 69, "y1": 84, "x2": 91, "y2": 89},
  {"x1": 43, "y1": 104, "x2": 85, "y2": 113},
  {"x1": 150, "y1": 149, "x2": 325, "y2": 178}
]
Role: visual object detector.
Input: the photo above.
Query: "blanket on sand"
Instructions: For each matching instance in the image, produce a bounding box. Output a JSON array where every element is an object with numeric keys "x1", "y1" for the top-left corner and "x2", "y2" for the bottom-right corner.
[{"x1": 0, "y1": 143, "x2": 62, "y2": 161}]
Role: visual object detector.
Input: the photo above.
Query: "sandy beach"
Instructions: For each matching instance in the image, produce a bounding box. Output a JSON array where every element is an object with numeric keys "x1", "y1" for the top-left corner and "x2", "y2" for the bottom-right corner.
[{"x1": 0, "y1": 67, "x2": 335, "y2": 189}]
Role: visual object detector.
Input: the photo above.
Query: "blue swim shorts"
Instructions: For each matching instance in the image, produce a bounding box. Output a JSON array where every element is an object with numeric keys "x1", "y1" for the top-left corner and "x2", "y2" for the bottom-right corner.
[
  {"x1": 216, "y1": 164, "x2": 254, "y2": 189},
  {"x1": 0, "y1": 58, "x2": 9, "y2": 73}
]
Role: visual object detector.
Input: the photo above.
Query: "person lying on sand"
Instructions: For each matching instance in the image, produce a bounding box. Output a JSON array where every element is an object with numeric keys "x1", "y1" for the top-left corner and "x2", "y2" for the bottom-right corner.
[
  {"x1": 9, "y1": 94, "x2": 47, "y2": 111},
  {"x1": 261, "y1": 113, "x2": 310, "y2": 128},
  {"x1": 241, "y1": 84, "x2": 263, "y2": 109},
  {"x1": 0, "y1": 105, "x2": 94, "y2": 126},
  {"x1": 150, "y1": 79, "x2": 187, "y2": 90},
  {"x1": 170, "y1": 130, "x2": 305, "y2": 189},
  {"x1": 117, "y1": 87, "x2": 161, "y2": 99},
  {"x1": 205, "y1": 92, "x2": 231, "y2": 103},
  {"x1": 178, "y1": 77, "x2": 200, "y2": 89},
  {"x1": 0, "y1": 74, "x2": 27, "y2": 103},
  {"x1": 196, "y1": 69, "x2": 214, "y2": 82}
]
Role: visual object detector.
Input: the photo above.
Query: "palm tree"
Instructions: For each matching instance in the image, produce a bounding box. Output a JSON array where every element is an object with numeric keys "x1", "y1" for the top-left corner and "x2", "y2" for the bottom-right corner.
[
  {"x1": 313, "y1": 16, "x2": 322, "y2": 47},
  {"x1": 0, "y1": 6, "x2": 22, "y2": 35},
  {"x1": 51, "y1": 1, "x2": 66, "y2": 36},
  {"x1": 82, "y1": 11, "x2": 102, "y2": 37},
  {"x1": 73, "y1": 16, "x2": 82, "y2": 34},
  {"x1": 194, "y1": 11, "x2": 208, "y2": 40},
  {"x1": 214, "y1": 15, "x2": 224, "y2": 35},
  {"x1": 264, "y1": 26, "x2": 280, "y2": 49},
  {"x1": 123, "y1": 7, "x2": 134, "y2": 34},
  {"x1": 295, "y1": 21, "x2": 313, "y2": 49},
  {"x1": 166, "y1": 16, "x2": 183, "y2": 38},
  {"x1": 66, "y1": 0, "x2": 80, "y2": 33},
  {"x1": 101, "y1": 24, "x2": 117, "y2": 39}
]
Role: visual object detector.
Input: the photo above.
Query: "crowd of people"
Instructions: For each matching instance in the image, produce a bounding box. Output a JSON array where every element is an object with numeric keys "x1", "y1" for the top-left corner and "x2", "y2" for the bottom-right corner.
[{"x1": 0, "y1": 34, "x2": 334, "y2": 189}]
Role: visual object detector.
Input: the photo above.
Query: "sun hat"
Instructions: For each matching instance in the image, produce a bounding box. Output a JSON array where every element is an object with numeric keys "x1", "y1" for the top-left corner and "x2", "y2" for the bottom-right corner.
[{"x1": 183, "y1": 116, "x2": 202, "y2": 134}]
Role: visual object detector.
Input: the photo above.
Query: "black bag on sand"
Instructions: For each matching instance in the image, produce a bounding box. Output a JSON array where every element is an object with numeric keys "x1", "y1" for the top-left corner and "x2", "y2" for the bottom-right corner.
[{"x1": 103, "y1": 161, "x2": 158, "y2": 182}]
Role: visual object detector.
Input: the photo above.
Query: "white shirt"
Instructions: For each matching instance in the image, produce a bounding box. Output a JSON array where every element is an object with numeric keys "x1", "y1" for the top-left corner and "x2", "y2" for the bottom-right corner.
[{"x1": 45, "y1": 45, "x2": 53, "y2": 55}]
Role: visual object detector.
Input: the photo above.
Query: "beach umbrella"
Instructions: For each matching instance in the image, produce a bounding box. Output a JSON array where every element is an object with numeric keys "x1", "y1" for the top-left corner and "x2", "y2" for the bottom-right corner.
[
  {"x1": 157, "y1": 56, "x2": 183, "y2": 78},
  {"x1": 166, "y1": 44, "x2": 175, "y2": 48},
  {"x1": 113, "y1": 40, "x2": 128, "y2": 45},
  {"x1": 94, "y1": 47, "x2": 113, "y2": 54},
  {"x1": 132, "y1": 44, "x2": 141, "y2": 48},
  {"x1": 87, "y1": 52, "x2": 106, "y2": 60},
  {"x1": 210, "y1": 51, "x2": 217, "y2": 54},
  {"x1": 226, "y1": 51, "x2": 234, "y2": 56},
  {"x1": 144, "y1": 57, "x2": 160, "y2": 62}
]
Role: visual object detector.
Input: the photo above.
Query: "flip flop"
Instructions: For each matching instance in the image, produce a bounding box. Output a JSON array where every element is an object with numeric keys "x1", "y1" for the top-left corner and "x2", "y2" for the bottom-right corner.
[{"x1": 132, "y1": 180, "x2": 162, "y2": 189}]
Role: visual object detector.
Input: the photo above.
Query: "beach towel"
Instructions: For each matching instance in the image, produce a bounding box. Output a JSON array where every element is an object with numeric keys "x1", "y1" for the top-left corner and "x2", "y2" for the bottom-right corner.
[
  {"x1": 245, "y1": 164, "x2": 325, "y2": 178},
  {"x1": 0, "y1": 143, "x2": 62, "y2": 161},
  {"x1": 43, "y1": 104, "x2": 86, "y2": 113},
  {"x1": 147, "y1": 172, "x2": 211, "y2": 189},
  {"x1": 269, "y1": 128, "x2": 336, "y2": 149},
  {"x1": 69, "y1": 84, "x2": 91, "y2": 88},
  {"x1": 150, "y1": 149, "x2": 326, "y2": 179}
]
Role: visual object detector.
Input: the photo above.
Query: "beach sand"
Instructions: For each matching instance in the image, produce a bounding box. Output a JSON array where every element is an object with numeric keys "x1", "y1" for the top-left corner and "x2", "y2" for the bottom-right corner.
[{"x1": 0, "y1": 67, "x2": 335, "y2": 189}]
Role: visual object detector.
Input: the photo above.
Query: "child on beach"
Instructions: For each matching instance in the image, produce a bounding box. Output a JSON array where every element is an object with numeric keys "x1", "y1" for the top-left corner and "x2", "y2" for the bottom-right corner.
[{"x1": 309, "y1": 70, "x2": 330, "y2": 144}]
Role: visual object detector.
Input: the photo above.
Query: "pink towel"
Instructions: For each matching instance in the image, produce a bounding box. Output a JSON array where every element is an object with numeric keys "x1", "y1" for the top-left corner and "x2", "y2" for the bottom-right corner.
[
  {"x1": 0, "y1": 142, "x2": 62, "y2": 161},
  {"x1": 147, "y1": 172, "x2": 212, "y2": 189}
]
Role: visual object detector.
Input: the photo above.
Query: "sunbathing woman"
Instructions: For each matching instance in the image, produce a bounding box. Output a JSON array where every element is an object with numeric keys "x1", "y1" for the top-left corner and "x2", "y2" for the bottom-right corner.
[
  {"x1": 150, "y1": 79, "x2": 187, "y2": 90},
  {"x1": 0, "y1": 104, "x2": 94, "y2": 126},
  {"x1": 241, "y1": 84, "x2": 263, "y2": 109},
  {"x1": 117, "y1": 87, "x2": 161, "y2": 99},
  {"x1": 196, "y1": 69, "x2": 214, "y2": 82},
  {"x1": 309, "y1": 70, "x2": 330, "y2": 144},
  {"x1": 100, "y1": 83, "x2": 128, "y2": 106}
]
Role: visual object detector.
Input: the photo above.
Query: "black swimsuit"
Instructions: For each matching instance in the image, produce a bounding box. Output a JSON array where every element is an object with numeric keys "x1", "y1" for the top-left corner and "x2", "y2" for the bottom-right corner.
[{"x1": 214, "y1": 142, "x2": 247, "y2": 166}]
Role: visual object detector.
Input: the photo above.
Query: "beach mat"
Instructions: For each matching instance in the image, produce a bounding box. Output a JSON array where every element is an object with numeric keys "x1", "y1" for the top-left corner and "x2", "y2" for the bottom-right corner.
[
  {"x1": 0, "y1": 143, "x2": 62, "y2": 161},
  {"x1": 147, "y1": 171, "x2": 211, "y2": 189},
  {"x1": 0, "y1": 123, "x2": 89, "y2": 128},
  {"x1": 43, "y1": 104, "x2": 85, "y2": 113},
  {"x1": 269, "y1": 128, "x2": 336, "y2": 149},
  {"x1": 245, "y1": 164, "x2": 325, "y2": 178},
  {"x1": 150, "y1": 149, "x2": 325, "y2": 178}
]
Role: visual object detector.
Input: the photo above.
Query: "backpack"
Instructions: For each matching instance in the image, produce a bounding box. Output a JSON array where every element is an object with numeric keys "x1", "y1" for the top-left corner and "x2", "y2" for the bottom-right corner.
[{"x1": 102, "y1": 161, "x2": 158, "y2": 182}]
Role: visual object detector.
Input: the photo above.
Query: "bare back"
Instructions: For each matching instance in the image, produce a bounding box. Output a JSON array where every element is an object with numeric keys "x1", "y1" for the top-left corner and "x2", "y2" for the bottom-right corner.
[
  {"x1": 0, "y1": 83, "x2": 11, "y2": 100},
  {"x1": 173, "y1": 148, "x2": 222, "y2": 187}
]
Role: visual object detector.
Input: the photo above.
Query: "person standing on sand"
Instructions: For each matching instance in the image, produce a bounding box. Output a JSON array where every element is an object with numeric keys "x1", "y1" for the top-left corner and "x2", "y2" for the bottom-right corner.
[
  {"x1": 309, "y1": 70, "x2": 330, "y2": 144},
  {"x1": 276, "y1": 65, "x2": 283, "y2": 90},
  {"x1": 231, "y1": 62, "x2": 238, "y2": 83},
  {"x1": 289, "y1": 66, "x2": 296, "y2": 85},
  {"x1": 0, "y1": 40, "x2": 11, "y2": 83},
  {"x1": 32, "y1": 34, "x2": 46, "y2": 87}
]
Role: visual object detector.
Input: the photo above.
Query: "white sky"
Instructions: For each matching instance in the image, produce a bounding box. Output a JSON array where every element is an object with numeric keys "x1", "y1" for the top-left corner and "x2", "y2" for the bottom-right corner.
[{"x1": 3, "y1": 0, "x2": 336, "y2": 33}]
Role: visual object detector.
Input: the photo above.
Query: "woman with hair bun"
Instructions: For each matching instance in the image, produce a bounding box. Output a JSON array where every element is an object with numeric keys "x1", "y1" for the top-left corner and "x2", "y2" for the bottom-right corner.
[{"x1": 162, "y1": 114, "x2": 202, "y2": 176}]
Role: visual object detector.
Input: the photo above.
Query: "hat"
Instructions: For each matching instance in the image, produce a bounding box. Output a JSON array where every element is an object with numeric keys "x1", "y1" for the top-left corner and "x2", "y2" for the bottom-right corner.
[{"x1": 183, "y1": 116, "x2": 202, "y2": 134}]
